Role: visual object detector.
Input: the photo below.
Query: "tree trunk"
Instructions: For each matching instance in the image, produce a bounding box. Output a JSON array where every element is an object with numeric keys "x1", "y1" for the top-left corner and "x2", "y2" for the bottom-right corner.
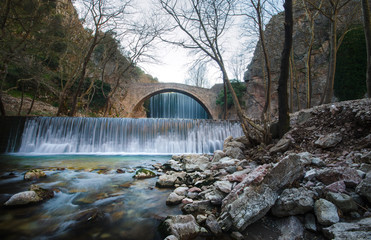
[
  {"x1": 323, "y1": 17, "x2": 337, "y2": 104},
  {"x1": 27, "y1": 82, "x2": 38, "y2": 115},
  {"x1": 69, "y1": 33, "x2": 99, "y2": 116},
  {"x1": 18, "y1": 83, "x2": 24, "y2": 116},
  {"x1": 362, "y1": 0, "x2": 371, "y2": 97},
  {"x1": 223, "y1": 83, "x2": 227, "y2": 119},
  {"x1": 278, "y1": 0, "x2": 293, "y2": 138},
  {"x1": 0, "y1": 92, "x2": 6, "y2": 116}
]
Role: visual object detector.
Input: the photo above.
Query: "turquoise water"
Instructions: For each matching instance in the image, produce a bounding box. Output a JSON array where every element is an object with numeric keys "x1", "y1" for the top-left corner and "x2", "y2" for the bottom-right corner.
[{"x1": 0, "y1": 155, "x2": 181, "y2": 240}]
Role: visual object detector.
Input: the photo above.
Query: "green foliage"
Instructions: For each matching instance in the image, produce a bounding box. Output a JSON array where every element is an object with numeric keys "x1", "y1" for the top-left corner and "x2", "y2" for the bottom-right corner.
[
  {"x1": 334, "y1": 26, "x2": 367, "y2": 101},
  {"x1": 216, "y1": 79, "x2": 247, "y2": 109}
]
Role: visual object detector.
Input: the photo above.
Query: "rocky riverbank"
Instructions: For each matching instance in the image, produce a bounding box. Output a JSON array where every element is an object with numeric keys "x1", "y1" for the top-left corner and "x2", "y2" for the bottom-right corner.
[{"x1": 156, "y1": 99, "x2": 371, "y2": 240}]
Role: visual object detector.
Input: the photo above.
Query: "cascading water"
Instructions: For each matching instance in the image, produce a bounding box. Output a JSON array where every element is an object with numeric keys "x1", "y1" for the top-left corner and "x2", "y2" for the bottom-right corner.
[
  {"x1": 11, "y1": 117, "x2": 243, "y2": 154},
  {"x1": 148, "y1": 92, "x2": 209, "y2": 119}
]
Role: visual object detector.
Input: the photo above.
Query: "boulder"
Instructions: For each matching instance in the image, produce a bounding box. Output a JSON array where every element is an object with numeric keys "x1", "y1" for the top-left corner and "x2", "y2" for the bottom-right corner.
[
  {"x1": 73, "y1": 208, "x2": 107, "y2": 229},
  {"x1": 314, "y1": 199, "x2": 339, "y2": 226},
  {"x1": 271, "y1": 187, "x2": 314, "y2": 217},
  {"x1": 205, "y1": 214, "x2": 222, "y2": 235},
  {"x1": 30, "y1": 184, "x2": 54, "y2": 200},
  {"x1": 211, "y1": 157, "x2": 239, "y2": 170},
  {"x1": 212, "y1": 150, "x2": 226, "y2": 162},
  {"x1": 182, "y1": 200, "x2": 214, "y2": 214},
  {"x1": 133, "y1": 168, "x2": 156, "y2": 179},
  {"x1": 275, "y1": 216, "x2": 304, "y2": 240},
  {"x1": 326, "y1": 192, "x2": 358, "y2": 213},
  {"x1": 315, "y1": 133, "x2": 342, "y2": 149},
  {"x1": 269, "y1": 138, "x2": 291, "y2": 154},
  {"x1": 226, "y1": 168, "x2": 252, "y2": 182},
  {"x1": 183, "y1": 155, "x2": 210, "y2": 172},
  {"x1": 325, "y1": 180, "x2": 346, "y2": 193},
  {"x1": 159, "y1": 215, "x2": 201, "y2": 240},
  {"x1": 224, "y1": 147, "x2": 245, "y2": 160},
  {"x1": 156, "y1": 172, "x2": 186, "y2": 188},
  {"x1": 204, "y1": 189, "x2": 225, "y2": 206},
  {"x1": 323, "y1": 217, "x2": 371, "y2": 239},
  {"x1": 4, "y1": 191, "x2": 42, "y2": 206},
  {"x1": 164, "y1": 160, "x2": 183, "y2": 172},
  {"x1": 304, "y1": 213, "x2": 317, "y2": 232},
  {"x1": 219, "y1": 184, "x2": 278, "y2": 231},
  {"x1": 174, "y1": 187, "x2": 189, "y2": 196},
  {"x1": 166, "y1": 192, "x2": 185, "y2": 205},
  {"x1": 356, "y1": 171, "x2": 371, "y2": 204},
  {"x1": 24, "y1": 169, "x2": 46, "y2": 181},
  {"x1": 316, "y1": 167, "x2": 362, "y2": 186},
  {"x1": 360, "y1": 151, "x2": 371, "y2": 164},
  {"x1": 214, "y1": 181, "x2": 232, "y2": 194}
]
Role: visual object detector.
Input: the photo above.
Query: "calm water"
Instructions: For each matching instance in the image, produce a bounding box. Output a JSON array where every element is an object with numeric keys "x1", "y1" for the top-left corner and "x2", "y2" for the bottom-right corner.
[{"x1": 0, "y1": 154, "x2": 181, "y2": 240}]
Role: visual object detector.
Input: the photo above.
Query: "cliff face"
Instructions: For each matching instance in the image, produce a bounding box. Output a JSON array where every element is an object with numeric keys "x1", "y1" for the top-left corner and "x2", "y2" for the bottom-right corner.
[{"x1": 243, "y1": 0, "x2": 361, "y2": 119}]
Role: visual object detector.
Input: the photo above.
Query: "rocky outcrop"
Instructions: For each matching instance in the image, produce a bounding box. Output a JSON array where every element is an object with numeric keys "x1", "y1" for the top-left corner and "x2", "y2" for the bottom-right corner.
[
  {"x1": 24, "y1": 169, "x2": 46, "y2": 181},
  {"x1": 243, "y1": 1, "x2": 362, "y2": 118}
]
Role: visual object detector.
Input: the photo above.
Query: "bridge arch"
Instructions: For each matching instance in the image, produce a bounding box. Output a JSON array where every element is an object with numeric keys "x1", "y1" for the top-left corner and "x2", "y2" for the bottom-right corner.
[
  {"x1": 122, "y1": 83, "x2": 221, "y2": 119},
  {"x1": 132, "y1": 89, "x2": 213, "y2": 119}
]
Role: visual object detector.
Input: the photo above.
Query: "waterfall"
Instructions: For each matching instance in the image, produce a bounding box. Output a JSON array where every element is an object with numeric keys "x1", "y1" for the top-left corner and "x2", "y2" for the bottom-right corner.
[
  {"x1": 148, "y1": 92, "x2": 209, "y2": 119},
  {"x1": 11, "y1": 117, "x2": 243, "y2": 154}
]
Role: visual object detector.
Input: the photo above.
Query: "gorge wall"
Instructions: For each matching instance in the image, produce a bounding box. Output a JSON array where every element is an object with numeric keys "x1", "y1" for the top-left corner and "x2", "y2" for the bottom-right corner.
[{"x1": 243, "y1": 0, "x2": 362, "y2": 119}]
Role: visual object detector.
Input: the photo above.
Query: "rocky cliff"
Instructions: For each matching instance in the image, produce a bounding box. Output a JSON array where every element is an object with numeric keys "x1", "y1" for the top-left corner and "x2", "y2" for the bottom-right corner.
[{"x1": 243, "y1": 0, "x2": 362, "y2": 119}]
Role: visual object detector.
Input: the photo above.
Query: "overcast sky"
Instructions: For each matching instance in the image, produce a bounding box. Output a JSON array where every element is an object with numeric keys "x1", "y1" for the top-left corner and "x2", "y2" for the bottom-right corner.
[{"x1": 75, "y1": 0, "x2": 256, "y2": 87}]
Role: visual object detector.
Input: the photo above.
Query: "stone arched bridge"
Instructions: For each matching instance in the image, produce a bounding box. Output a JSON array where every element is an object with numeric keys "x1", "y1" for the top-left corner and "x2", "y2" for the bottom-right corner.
[{"x1": 122, "y1": 82, "x2": 224, "y2": 119}]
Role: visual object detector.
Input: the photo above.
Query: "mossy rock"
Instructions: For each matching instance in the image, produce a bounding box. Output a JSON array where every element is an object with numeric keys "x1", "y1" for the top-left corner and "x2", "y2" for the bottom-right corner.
[
  {"x1": 24, "y1": 169, "x2": 46, "y2": 181},
  {"x1": 133, "y1": 168, "x2": 156, "y2": 179}
]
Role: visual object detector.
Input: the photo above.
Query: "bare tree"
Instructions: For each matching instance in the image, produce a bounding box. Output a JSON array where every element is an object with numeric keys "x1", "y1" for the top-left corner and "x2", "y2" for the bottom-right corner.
[
  {"x1": 278, "y1": 0, "x2": 293, "y2": 137},
  {"x1": 158, "y1": 0, "x2": 265, "y2": 143},
  {"x1": 302, "y1": 0, "x2": 323, "y2": 108},
  {"x1": 362, "y1": 0, "x2": 371, "y2": 98},
  {"x1": 185, "y1": 62, "x2": 209, "y2": 88},
  {"x1": 230, "y1": 53, "x2": 248, "y2": 82},
  {"x1": 67, "y1": 0, "x2": 131, "y2": 116},
  {"x1": 307, "y1": 0, "x2": 359, "y2": 104}
]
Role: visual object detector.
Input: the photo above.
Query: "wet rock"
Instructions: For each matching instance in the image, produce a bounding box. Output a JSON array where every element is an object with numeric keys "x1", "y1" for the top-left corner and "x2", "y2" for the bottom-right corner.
[
  {"x1": 325, "y1": 180, "x2": 346, "y2": 193},
  {"x1": 116, "y1": 169, "x2": 125, "y2": 173},
  {"x1": 205, "y1": 214, "x2": 222, "y2": 235},
  {"x1": 73, "y1": 208, "x2": 107, "y2": 229},
  {"x1": 315, "y1": 133, "x2": 342, "y2": 149},
  {"x1": 326, "y1": 192, "x2": 358, "y2": 213},
  {"x1": 24, "y1": 169, "x2": 46, "y2": 181},
  {"x1": 304, "y1": 213, "x2": 317, "y2": 232},
  {"x1": 214, "y1": 181, "x2": 232, "y2": 194},
  {"x1": 30, "y1": 184, "x2": 54, "y2": 200},
  {"x1": 316, "y1": 167, "x2": 361, "y2": 186},
  {"x1": 164, "y1": 160, "x2": 183, "y2": 172},
  {"x1": 213, "y1": 150, "x2": 226, "y2": 162},
  {"x1": 183, "y1": 155, "x2": 210, "y2": 172},
  {"x1": 323, "y1": 217, "x2": 371, "y2": 239},
  {"x1": 133, "y1": 168, "x2": 156, "y2": 179},
  {"x1": 159, "y1": 215, "x2": 201, "y2": 240},
  {"x1": 166, "y1": 192, "x2": 185, "y2": 205},
  {"x1": 314, "y1": 199, "x2": 339, "y2": 226},
  {"x1": 188, "y1": 187, "x2": 202, "y2": 193},
  {"x1": 156, "y1": 172, "x2": 186, "y2": 188},
  {"x1": 182, "y1": 200, "x2": 214, "y2": 214},
  {"x1": 4, "y1": 191, "x2": 42, "y2": 206},
  {"x1": 269, "y1": 138, "x2": 291, "y2": 154},
  {"x1": 271, "y1": 187, "x2": 314, "y2": 217},
  {"x1": 356, "y1": 171, "x2": 371, "y2": 203}
]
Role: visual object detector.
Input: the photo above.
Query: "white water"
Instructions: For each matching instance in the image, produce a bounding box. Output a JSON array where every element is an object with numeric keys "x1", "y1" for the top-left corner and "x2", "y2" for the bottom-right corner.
[{"x1": 12, "y1": 117, "x2": 243, "y2": 154}]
